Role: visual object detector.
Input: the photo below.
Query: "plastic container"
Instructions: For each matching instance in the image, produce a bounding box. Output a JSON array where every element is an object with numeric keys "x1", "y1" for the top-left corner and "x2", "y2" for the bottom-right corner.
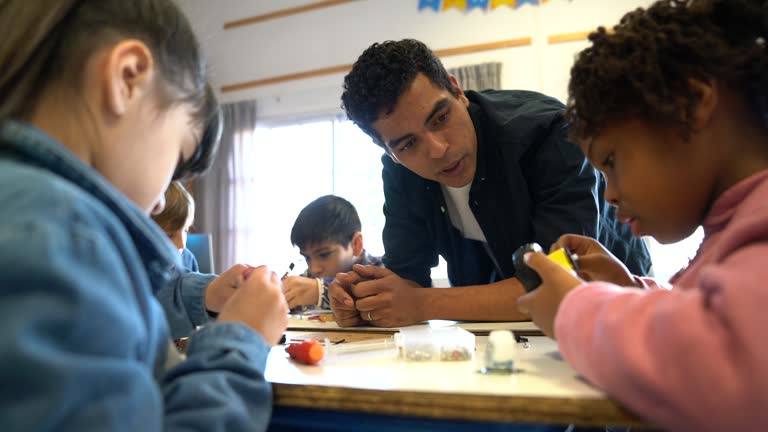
[
  {"x1": 484, "y1": 330, "x2": 516, "y2": 371},
  {"x1": 395, "y1": 326, "x2": 475, "y2": 362}
]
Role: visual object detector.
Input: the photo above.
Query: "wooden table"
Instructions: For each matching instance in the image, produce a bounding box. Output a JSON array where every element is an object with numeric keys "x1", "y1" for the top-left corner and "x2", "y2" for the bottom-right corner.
[{"x1": 266, "y1": 320, "x2": 655, "y2": 431}]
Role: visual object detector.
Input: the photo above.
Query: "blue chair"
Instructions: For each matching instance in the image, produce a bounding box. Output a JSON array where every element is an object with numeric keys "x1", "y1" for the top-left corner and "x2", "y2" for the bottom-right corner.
[{"x1": 186, "y1": 233, "x2": 215, "y2": 274}]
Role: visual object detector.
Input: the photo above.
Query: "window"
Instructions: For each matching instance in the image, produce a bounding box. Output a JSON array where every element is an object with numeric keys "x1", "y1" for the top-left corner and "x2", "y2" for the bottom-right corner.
[{"x1": 234, "y1": 117, "x2": 387, "y2": 275}]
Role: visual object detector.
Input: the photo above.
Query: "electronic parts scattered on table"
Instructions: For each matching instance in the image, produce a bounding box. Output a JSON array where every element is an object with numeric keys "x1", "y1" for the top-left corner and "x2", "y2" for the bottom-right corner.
[{"x1": 397, "y1": 326, "x2": 475, "y2": 362}]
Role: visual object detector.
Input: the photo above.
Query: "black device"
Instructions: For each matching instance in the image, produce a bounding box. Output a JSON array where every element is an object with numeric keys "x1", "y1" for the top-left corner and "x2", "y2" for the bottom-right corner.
[
  {"x1": 512, "y1": 242, "x2": 579, "y2": 292},
  {"x1": 512, "y1": 243, "x2": 544, "y2": 292}
]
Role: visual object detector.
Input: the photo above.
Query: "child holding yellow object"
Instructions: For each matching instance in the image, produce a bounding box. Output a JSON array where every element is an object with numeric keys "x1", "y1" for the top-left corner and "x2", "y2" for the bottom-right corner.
[{"x1": 518, "y1": 1, "x2": 768, "y2": 431}]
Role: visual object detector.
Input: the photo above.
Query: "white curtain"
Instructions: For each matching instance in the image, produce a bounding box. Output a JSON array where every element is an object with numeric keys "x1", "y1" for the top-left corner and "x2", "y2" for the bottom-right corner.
[
  {"x1": 447, "y1": 62, "x2": 502, "y2": 91},
  {"x1": 194, "y1": 100, "x2": 256, "y2": 273}
]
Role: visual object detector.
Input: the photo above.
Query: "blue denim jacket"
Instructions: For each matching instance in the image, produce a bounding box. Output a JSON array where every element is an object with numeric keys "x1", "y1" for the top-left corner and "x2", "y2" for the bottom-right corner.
[
  {"x1": 0, "y1": 121, "x2": 272, "y2": 431},
  {"x1": 157, "y1": 268, "x2": 216, "y2": 339},
  {"x1": 181, "y1": 248, "x2": 200, "y2": 272}
]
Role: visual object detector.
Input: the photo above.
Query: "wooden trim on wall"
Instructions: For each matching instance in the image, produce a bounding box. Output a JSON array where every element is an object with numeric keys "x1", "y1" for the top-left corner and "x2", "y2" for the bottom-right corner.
[
  {"x1": 224, "y1": 0, "x2": 359, "y2": 30},
  {"x1": 220, "y1": 37, "x2": 532, "y2": 93},
  {"x1": 221, "y1": 64, "x2": 353, "y2": 93},
  {"x1": 547, "y1": 30, "x2": 602, "y2": 44},
  {"x1": 433, "y1": 38, "x2": 532, "y2": 57}
]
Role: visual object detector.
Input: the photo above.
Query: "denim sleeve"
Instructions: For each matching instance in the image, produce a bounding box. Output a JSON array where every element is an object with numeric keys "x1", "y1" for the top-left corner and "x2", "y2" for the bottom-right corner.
[
  {"x1": 181, "y1": 247, "x2": 200, "y2": 272},
  {"x1": 0, "y1": 219, "x2": 272, "y2": 432},
  {"x1": 163, "y1": 322, "x2": 272, "y2": 431},
  {"x1": 156, "y1": 271, "x2": 217, "y2": 339}
]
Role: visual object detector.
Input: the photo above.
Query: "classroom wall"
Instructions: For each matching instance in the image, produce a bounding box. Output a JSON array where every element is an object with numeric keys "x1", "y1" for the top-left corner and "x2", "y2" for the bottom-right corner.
[{"x1": 178, "y1": 0, "x2": 653, "y2": 122}]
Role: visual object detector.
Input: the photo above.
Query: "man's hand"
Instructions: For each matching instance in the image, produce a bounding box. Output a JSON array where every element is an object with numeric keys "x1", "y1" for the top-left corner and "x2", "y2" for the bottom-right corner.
[
  {"x1": 551, "y1": 234, "x2": 637, "y2": 286},
  {"x1": 218, "y1": 266, "x2": 289, "y2": 346},
  {"x1": 350, "y1": 265, "x2": 425, "y2": 328},
  {"x1": 204, "y1": 264, "x2": 252, "y2": 313},
  {"x1": 516, "y1": 252, "x2": 584, "y2": 339},
  {"x1": 329, "y1": 271, "x2": 367, "y2": 327},
  {"x1": 282, "y1": 276, "x2": 320, "y2": 309}
]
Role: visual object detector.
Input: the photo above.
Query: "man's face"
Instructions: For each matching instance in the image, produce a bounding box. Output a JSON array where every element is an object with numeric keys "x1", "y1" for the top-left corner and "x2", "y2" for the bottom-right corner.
[{"x1": 372, "y1": 73, "x2": 478, "y2": 188}]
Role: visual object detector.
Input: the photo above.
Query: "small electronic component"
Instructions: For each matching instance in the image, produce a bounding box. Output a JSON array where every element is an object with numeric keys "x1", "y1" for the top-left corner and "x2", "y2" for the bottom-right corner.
[
  {"x1": 512, "y1": 242, "x2": 578, "y2": 292},
  {"x1": 396, "y1": 326, "x2": 475, "y2": 362}
]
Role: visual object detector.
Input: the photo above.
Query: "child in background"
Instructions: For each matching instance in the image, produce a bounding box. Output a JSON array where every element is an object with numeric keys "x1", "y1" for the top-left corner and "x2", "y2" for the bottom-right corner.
[
  {"x1": 152, "y1": 181, "x2": 200, "y2": 271},
  {"x1": 284, "y1": 195, "x2": 382, "y2": 310},
  {"x1": 151, "y1": 181, "x2": 267, "y2": 339},
  {"x1": 0, "y1": 1, "x2": 287, "y2": 430},
  {"x1": 150, "y1": 181, "x2": 270, "y2": 340},
  {"x1": 517, "y1": 1, "x2": 768, "y2": 431},
  {"x1": 150, "y1": 180, "x2": 223, "y2": 339}
]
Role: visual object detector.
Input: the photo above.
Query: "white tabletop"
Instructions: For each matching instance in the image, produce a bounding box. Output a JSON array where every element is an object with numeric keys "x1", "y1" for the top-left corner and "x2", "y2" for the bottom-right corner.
[{"x1": 266, "y1": 334, "x2": 605, "y2": 400}]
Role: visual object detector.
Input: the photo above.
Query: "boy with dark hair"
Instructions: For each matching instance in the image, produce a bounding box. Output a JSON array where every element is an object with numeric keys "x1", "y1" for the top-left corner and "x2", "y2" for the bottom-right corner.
[{"x1": 284, "y1": 195, "x2": 382, "y2": 310}]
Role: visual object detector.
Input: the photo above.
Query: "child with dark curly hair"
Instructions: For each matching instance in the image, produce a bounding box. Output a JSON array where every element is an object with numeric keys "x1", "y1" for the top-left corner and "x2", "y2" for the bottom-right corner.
[{"x1": 518, "y1": 1, "x2": 768, "y2": 430}]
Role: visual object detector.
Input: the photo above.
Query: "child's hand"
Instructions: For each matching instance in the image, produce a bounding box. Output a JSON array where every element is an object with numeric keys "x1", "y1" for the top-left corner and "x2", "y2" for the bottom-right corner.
[
  {"x1": 217, "y1": 266, "x2": 288, "y2": 346},
  {"x1": 551, "y1": 234, "x2": 636, "y2": 287},
  {"x1": 204, "y1": 264, "x2": 252, "y2": 313},
  {"x1": 516, "y1": 252, "x2": 584, "y2": 339},
  {"x1": 282, "y1": 276, "x2": 320, "y2": 309}
]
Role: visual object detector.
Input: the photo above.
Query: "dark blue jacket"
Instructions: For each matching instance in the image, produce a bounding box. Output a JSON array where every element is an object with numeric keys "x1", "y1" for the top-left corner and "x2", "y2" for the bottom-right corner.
[{"x1": 381, "y1": 90, "x2": 651, "y2": 287}]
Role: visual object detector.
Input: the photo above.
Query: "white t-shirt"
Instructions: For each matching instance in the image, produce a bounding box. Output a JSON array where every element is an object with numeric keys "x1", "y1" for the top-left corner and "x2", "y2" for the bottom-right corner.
[{"x1": 441, "y1": 183, "x2": 487, "y2": 242}]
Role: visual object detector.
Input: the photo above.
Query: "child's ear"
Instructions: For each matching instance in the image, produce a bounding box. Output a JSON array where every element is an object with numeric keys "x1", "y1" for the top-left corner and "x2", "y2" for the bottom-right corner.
[
  {"x1": 102, "y1": 40, "x2": 154, "y2": 117},
  {"x1": 688, "y1": 78, "x2": 718, "y2": 132},
  {"x1": 351, "y1": 232, "x2": 364, "y2": 256}
]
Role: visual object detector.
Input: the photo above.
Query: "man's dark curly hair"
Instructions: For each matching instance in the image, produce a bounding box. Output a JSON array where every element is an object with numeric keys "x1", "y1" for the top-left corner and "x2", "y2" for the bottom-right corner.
[
  {"x1": 341, "y1": 39, "x2": 458, "y2": 147},
  {"x1": 566, "y1": 0, "x2": 768, "y2": 142}
]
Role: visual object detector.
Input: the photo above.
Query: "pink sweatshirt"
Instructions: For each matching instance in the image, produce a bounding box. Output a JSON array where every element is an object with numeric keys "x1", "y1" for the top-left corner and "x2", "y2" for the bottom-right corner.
[{"x1": 555, "y1": 169, "x2": 768, "y2": 432}]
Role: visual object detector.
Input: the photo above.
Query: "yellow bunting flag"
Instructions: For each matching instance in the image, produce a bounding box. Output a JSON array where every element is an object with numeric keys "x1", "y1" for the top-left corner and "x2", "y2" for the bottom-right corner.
[
  {"x1": 490, "y1": 0, "x2": 517, "y2": 9},
  {"x1": 442, "y1": 0, "x2": 468, "y2": 10}
]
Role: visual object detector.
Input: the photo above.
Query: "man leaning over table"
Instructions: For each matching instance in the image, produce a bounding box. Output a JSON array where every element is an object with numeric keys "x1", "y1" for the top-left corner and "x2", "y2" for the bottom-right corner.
[{"x1": 329, "y1": 38, "x2": 651, "y2": 328}]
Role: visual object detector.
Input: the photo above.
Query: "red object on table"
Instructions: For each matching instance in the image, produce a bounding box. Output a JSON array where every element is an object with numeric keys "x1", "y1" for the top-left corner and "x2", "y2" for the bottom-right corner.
[{"x1": 286, "y1": 339, "x2": 325, "y2": 365}]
